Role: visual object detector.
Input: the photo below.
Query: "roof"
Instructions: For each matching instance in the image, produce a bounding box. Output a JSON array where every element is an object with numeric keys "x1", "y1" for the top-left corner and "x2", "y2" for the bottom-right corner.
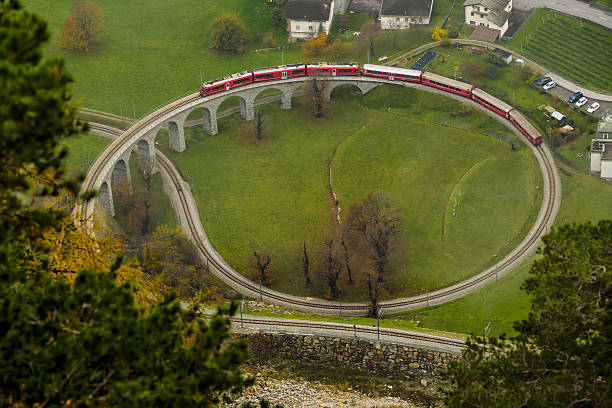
[
  {"x1": 422, "y1": 71, "x2": 474, "y2": 91},
  {"x1": 472, "y1": 88, "x2": 513, "y2": 113},
  {"x1": 463, "y1": 0, "x2": 510, "y2": 15},
  {"x1": 380, "y1": 0, "x2": 433, "y2": 16},
  {"x1": 286, "y1": 0, "x2": 332, "y2": 21},
  {"x1": 487, "y1": 9, "x2": 510, "y2": 26},
  {"x1": 470, "y1": 26, "x2": 501, "y2": 42},
  {"x1": 492, "y1": 48, "x2": 512, "y2": 59},
  {"x1": 363, "y1": 64, "x2": 422, "y2": 76},
  {"x1": 551, "y1": 111, "x2": 565, "y2": 121},
  {"x1": 598, "y1": 118, "x2": 612, "y2": 134},
  {"x1": 509, "y1": 110, "x2": 541, "y2": 139}
]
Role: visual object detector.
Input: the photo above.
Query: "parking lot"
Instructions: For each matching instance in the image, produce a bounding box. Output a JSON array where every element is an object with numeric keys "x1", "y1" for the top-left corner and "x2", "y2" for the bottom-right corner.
[{"x1": 545, "y1": 82, "x2": 612, "y2": 118}]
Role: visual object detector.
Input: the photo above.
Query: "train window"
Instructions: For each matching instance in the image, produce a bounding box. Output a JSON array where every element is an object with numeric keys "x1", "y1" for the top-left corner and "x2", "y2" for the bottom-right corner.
[
  {"x1": 234, "y1": 77, "x2": 251, "y2": 84},
  {"x1": 256, "y1": 73, "x2": 274, "y2": 79},
  {"x1": 293, "y1": 69, "x2": 305, "y2": 74},
  {"x1": 212, "y1": 84, "x2": 225, "y2": 91}
]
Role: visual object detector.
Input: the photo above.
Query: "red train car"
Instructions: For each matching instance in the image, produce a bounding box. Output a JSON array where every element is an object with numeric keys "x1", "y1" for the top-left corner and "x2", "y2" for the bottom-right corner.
[
  {"x1": 252, "y1": 64, "x2": 307, "y2": 82},
  {"x1": 200, "y1": 71, "x2": 253, "y2": 97},
  {"x1": 362, "y1": 64, "x2": 422, "y2": 82},
  {"x1": 509, "y1": 110, "x2": 542, "y2": 145},
  {"x1": 306, "y1": 62, "x2": 360, "y2": 76},
  {"x1": 421, "y1": 72, "x2": 474, "y2": 98},
  {"x1": 471, "y1": 88, "x2": 514, "y2": 119}
]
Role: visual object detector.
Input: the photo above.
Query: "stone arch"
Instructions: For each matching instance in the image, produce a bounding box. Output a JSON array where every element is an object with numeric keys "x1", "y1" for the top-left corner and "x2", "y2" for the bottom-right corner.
[
  {"x1": 136, "y1": 139, "x2": 153, "y2": 174},
  {"x1": 99, "y1": 181, "x2": 114, "y2": 217},
  {"x1": 328, "y1": 83, "x2": 366, "y2": 100},
  {"x1": 112, "y1": 159, "x2": 131, "y2": 191}
]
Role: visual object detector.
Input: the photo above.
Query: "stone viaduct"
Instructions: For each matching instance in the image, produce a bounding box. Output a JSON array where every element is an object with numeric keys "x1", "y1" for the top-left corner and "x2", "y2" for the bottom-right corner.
[{"x1": 96, "y1": 77, "x2": 381, "y2": 217}]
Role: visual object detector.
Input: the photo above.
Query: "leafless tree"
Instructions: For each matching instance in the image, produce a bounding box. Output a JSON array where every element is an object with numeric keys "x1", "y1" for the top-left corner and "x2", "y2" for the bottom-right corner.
[
  {"x1": 338, "y1": 234, "x2": 353, "y2": 284},
  {"x1": 304, "y1": 75, "x2": 329, "y2": 118},
  {"x1": 253, "y1": 251, "x2": 272, "y2": 285},
  {"x1": 358, "y1": 22, "x2": 379, "y2": 59},
  {"x1": 302, "y1": 241, "x2": 311, "y2": 287},
  {"x1": 317, "y1": 239, "x2": 343, "y2": 299},
  {"x1": 254, "y1": 110, "x2": 264, "y2": 139},
  {"x1": 350, "y1": 193, "x2": 401, "y2": 283}
]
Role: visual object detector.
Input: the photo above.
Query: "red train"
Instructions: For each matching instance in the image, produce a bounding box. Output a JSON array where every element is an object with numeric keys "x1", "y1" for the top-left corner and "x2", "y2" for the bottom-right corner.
[{"x1": 199, "y1": 63, "x2": 542, "y2": 146}]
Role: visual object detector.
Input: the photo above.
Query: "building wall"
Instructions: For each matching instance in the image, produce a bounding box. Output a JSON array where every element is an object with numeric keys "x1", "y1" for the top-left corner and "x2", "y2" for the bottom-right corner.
[
  {"x1": 464, "y1": 2, "x2": 510, "y2": 36},
  {"x1": 288, "y1": 0, "x2": 335, "y2": 41},
  {"x1": 601, "y1": 160, "x2": 612, "y2": 179},
  {"x1": 590, "y1": 151, "x2": 602, "y2": 173}
]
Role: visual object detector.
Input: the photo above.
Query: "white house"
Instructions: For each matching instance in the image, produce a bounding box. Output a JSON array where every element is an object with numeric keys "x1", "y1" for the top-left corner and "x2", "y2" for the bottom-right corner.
[
  {"x1": 379, "y1": 0, "x2": 434, "y2": 30},
  {"x1": 286, "y1": 0, "x2": 335, "y2": 42},
  {"x1": 589, "y1": 114, "x2": 612, "y2": 180},
  {"x1": 463, "y1": 0, "x2": 512, "y2": 37}
]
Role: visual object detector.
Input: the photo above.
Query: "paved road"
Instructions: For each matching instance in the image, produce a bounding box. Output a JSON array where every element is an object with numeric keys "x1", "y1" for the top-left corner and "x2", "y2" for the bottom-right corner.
[{"x1": 513, "y1": 0, "x2": 612, "y2": 29}]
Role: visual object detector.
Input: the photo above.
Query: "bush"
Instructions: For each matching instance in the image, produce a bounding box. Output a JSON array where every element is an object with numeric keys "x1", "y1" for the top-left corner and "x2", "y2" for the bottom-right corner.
[
  {"x1": 484, "y1": 64, "x2": 499, "y2": 79},
  {"x1": 263, "y1": 32, "x2": 276, "y2": 48},
  {"x1": 210, "y1": 14, "x2": 247, "y2": 53}
]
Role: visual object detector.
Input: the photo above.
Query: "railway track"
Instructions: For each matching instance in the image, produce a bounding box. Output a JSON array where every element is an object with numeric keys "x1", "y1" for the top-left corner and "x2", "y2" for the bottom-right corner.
[{"x1": 78, "y1": 77, "x2": 561, "y2": 317}]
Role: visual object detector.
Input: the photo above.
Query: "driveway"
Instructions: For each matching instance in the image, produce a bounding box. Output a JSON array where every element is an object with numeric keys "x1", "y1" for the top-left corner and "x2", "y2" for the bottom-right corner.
[{"x1": 513, "y1": 0, "x2": 612, "y2": 29}]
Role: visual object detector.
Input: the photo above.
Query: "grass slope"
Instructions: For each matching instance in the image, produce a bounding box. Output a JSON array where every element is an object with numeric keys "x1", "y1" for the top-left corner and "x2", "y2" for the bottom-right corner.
[
  {"x1": 508, "y1": 9, "x2": 612, "y2": 93},
  {"x1": 23, "y1": 0, "x2": 298, "y2": 114},
  {"x1": 399, "y1": 163, "x2": 612, "y2": 337},
  {"x1": 160, "y1": 85, "x2": 539, "y2": 301},
  {"x1": 61, "y1": 132, "x2": 112, "y2": 177}
]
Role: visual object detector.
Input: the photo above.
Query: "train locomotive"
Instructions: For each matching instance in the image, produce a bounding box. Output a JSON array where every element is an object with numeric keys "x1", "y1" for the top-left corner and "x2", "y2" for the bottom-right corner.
[{"x1": 200, "y1": 62, "x2": 542, "y2": 146}]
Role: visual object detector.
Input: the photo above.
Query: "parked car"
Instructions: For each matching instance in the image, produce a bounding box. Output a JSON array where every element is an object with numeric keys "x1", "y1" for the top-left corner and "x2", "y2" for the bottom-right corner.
[
  {"x1": 569, "y1": 91, "x2": 583, "y2": 103},
  {"x1": 587, "y1": 102, "x2": 600, "y2": 113},
  {"x1": 576, "y1": 97, "x2": 588, "y2": 107},
  {"x1": 543, "y1": 81, "x2": 556, "y2": 90},
  {"x1": 536, "y1": 76, "x2": 552, "y2": 86}
]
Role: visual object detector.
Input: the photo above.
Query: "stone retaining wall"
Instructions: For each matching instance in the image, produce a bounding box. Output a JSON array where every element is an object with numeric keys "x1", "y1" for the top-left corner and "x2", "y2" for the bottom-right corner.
[{"x1": 237, "y1": 332, "x2": 461, "y2": 378}]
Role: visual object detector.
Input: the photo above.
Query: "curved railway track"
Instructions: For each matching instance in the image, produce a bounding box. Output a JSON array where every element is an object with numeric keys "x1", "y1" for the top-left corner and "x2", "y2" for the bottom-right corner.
[{"x1": 79, "y1": 77, "x2": 561, "y2": 317}]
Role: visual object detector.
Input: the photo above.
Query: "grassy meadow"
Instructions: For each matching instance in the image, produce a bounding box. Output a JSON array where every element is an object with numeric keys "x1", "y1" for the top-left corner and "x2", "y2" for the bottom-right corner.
[{"x1": 159, "y1": 85, "x2": 539, "y2": 301}]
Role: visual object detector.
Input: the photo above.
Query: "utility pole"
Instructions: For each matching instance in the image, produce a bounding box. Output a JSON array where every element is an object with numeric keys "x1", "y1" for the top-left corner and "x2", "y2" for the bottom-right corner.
[
  {"x1": 454, "y1": 65, "x2": 457, "y2": 80},
  {"x1": 132, "y1": 102, "x2": 136, "y2": 120},
  {"x1": 120, "y1": 108, "x2": 124, "y2": 130},
  {"x1": 240, "y1": 300, "x2": 244, "y2": 329},
  {"x1": 281, "y1": 51, "x2": 284, "y2": 65},
  {"x1": 426, "y1": 290, "x2": 429, "y2": 308},
  {"x1": 377, "y1": 307, "x2": 385, "y2": 341},
  {"x1": 367, "y1": 49, "x2": 370, "y2": 64},
  {"x1": 496, "y1": 264, "x2": 498, "y2": 282}
]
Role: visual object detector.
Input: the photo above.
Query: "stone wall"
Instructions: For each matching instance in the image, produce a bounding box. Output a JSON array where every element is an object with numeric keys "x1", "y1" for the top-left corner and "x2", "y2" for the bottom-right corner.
[{"x1": 237, "y1": 332, "x2": 461, "y2": 378}]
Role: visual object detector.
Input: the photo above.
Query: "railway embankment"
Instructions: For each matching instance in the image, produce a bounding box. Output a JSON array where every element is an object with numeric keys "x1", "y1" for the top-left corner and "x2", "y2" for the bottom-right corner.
[{"x1": 236, "y1": 331, "x2": 460, "y2": 379}]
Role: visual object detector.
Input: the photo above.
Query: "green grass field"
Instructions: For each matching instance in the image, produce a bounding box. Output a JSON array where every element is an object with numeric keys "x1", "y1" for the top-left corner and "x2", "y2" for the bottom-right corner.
[
  {"x1": 23, "y1": 0, "x2": 299, "y2": 114},
  {"x1": 61, "y1": 132, "x2": 112, "y2": 177},
  {"x1": 158, "y1": 85, "x2": 539, "y2": 301},
  {"x1": 508, "y1": 9, "x2": 612, "y2": 92}
]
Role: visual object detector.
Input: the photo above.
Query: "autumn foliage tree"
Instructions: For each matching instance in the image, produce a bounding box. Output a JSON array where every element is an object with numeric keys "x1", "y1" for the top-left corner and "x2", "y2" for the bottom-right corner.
[
  {"x1": 1, "y1": 2, "x2": 252, "y2": 405},
  {"x1": 210, "y1": 14, "x2": 247, "y2": 53},
  {"x1": 301, "y1": 32, "x2": 344, "y2": 60},
  {"x1": 431, "y1": 26, "x2": 449, "y2": 42},
  {"x1": 62, "y1": 0, "x2": 104, "y2": 52}
]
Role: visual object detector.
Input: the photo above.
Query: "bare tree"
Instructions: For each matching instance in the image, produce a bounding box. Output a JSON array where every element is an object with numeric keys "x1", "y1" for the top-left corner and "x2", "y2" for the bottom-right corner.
[
  {"x1": 254, "y1": 110, "x2": 264, "y2": 139},
  {"x1": 253, "y1": 251, "x2": 272, "y2": 285},
  {"x1": 338, "y1": 234, "x2": 353, "y2": 284},
  {"x1": 317, "y1": 239, "x2": 343, "y2": 299},
  {"x1": 366, "y1": 272, "x2": 379, "y2": 317},
  {"x1": 350, "y1": 193, "x2": 401, "y2": 283},
  {"x1": 302, "y1": 241, "x2": 311, "y2": 287},
  {"x1": 304, "y1": 75, "x2": 330, "y2": 118},
  {"x1": 358, "y1": 22, "x2": 379, "y2": 59}
]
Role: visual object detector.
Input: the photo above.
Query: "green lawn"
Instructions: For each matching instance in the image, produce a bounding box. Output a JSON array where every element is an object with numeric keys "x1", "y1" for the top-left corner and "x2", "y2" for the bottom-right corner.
[
  {"x1": 508, "y1": 9, "x2": 612, "y2": 93},
  {"x1": 396, "y1": 162, "x2": 612, "y2": 337},
  {"x1": 23, "y1": 0, "x2": 298, "y2": 114},
  {"x1": 61, "y1": 133, "x2": 112, "y2": 177},
  {"x1": 159, "y1": 85, "x2": 539, "y2": 301}
]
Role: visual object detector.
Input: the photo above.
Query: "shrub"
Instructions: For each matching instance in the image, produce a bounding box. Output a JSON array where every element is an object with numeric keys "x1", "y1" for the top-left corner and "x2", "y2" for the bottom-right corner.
[
  {"x1": 263, "y1": 32, "x2": 276, "y2": 48},
  {"x1": 210, "y1": 14, "x2": 247, "y2": 53},
  {"x1": 484, "y1": 64, "x2": 499, "y2": 79}
]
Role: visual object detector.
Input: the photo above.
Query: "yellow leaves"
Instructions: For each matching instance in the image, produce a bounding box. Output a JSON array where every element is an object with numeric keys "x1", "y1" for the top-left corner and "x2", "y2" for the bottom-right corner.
[
  {"x1": 301, "y1": 33, "x2": 328, "y2": 58},
  {"x1": 432, "y1": 26, "x2": 449, "y2": 42}
]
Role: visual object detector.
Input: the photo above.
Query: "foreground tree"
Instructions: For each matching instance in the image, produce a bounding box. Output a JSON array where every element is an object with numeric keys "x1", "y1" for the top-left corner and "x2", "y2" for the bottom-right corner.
[
  {"x1": 210, "y1": 14, "x2": 247, "y2": 53},
  {"x1": 345, "y1": 193, "x2": 401, "y2": 315},
  {"x1": 62, "y1": 0, "x2": 104, "y2": 52},
  {"x1": 0, "y1": 1, "x2": 252, "y2": 405},
  {"x1": 446, "y1": 220, "x2": 611, "y2": 407}
]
